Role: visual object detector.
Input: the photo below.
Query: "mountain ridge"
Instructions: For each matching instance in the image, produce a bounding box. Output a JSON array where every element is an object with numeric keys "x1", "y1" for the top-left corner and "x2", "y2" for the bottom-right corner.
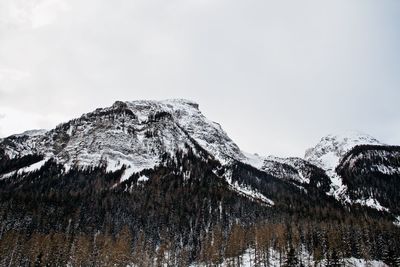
[
  {"x1": 1, "y1": 100, "x2": 398, "y2": 215},
  {"x1": 0, "y1": 100, "x2": 399, "y2": 266}
]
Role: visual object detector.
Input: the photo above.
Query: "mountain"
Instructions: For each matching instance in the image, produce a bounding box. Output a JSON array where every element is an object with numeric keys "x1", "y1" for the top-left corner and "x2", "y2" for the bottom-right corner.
[
  {"x1": 0, "y1": 100, "x2": 399, "y2": 266},
  {"x1": 305, "y1": 132, "x2": 383, "y2": 171},
  {"x1": 303, "y1": 132, "x2": 400, "y2": 213},
  {"x1": 0, "y1": 99, "x2": 243, "y2": 173},
  {"x1": 304, "y1": 132, "x2": 382, "y2": 199},
  {"x1": 244, "y1": 132, "x2": 400, "y2": 215}
]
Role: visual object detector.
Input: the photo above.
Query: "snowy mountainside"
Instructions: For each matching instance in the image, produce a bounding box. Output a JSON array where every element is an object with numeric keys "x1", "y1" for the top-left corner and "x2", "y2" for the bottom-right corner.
[
  {"x1": 304, "y1": 132, "x2": 383, "y2": 199},
  {"x1": 0, "y1": 99, "x2": 275, "y2": 207},
  {"x1": 245, "y1": 153, "x2": 309, "y2": 183},
  {"x1": 336, "y1": 144, "x2": 400, "y2": 214},
  {"x1": 304, "y1": 131, "x2": 382, "y2": 176},
  {"x1": 303, "y1": 132, "x2": 400, "y2": 214},
  {"x1": 1, "y1": 102, "x2": 399, "y2": 215},
  {"x1": 265, "y1": 156, "x2": 316, "y2": 184},
  {"x1": 0, "y1": 99, "x2": 244, "y2": 179},
  {"x1": 244, "y1": 153, "x2": 331, "y2": 195},
  {"x1": 244, "y1": 132, "x2": 400, "y2": 214}
]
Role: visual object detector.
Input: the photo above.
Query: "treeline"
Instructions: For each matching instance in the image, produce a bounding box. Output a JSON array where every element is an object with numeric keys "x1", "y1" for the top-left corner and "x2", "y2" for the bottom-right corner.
[{"x1": 0, "y1": 220, "x2": 399, "y2": 266}]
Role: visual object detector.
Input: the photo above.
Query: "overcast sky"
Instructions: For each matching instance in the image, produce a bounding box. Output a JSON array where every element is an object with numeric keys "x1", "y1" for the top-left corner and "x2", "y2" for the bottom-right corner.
[{"x1": 0, "y1": 0, "x2": 399, "y2": 157}]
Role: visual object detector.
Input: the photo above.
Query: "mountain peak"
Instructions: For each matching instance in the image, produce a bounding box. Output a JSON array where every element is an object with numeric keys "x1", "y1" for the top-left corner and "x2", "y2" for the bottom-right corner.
[
  {"x1": 318, "y1": 131, "x2": 381, "y2": 146},
  {"x1": 305, "y1": 131, "x2": 382, "y2": 171},
  {"x1": 119, "y1": 99, "x2": 199, "y2": 110},
  {"x1": 11, "y1": 129, "x2": 48, "y2": 138},
  {"x1": 1, "y1": 99, "x2": 242, "y2": 178}
]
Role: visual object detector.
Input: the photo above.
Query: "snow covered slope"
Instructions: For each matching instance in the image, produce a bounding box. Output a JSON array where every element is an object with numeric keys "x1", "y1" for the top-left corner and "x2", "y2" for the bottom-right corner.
[
  {"x1": 304, "y1": 132, "x2": 385, "y2": 205},
  {"x1": 0, "y1": 99, "x2": 244, "y2": 178},
  {"x1": 244, "y1": 132, "x2": 398, "y2": 213},
  {"x1": 244, "y1": 153, "x2": 331, "y2": 195},
  {"x1": 305, "y1": 132, "x2": 382, "y2": 175}
]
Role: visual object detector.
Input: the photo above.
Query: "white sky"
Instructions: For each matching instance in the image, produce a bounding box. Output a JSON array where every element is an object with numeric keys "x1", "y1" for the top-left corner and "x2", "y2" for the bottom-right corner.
[{"x1": 0, "y1": 0, "x2": 399, "y2": 157}]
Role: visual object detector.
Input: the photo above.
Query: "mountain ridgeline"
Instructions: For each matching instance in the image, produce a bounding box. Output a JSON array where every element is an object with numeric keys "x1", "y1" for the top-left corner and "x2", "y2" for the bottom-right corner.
[{"x1": 0, "y1": 100, "x2": 399, "y2": 266}]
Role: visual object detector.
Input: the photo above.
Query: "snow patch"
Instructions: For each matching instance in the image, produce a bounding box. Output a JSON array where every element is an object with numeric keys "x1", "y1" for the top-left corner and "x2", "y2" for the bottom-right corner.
[
  {"x1": 354, "y1": 197, "x2": 389, "y2": 212},
  {"x1": 191, "y1": 248, "x2": 388, "y2": 267},
  {"x1": 394, "y1": 216, "x2": 400, "y2": 227},
  {"x1": 17, "y1": 158, "x2": 48, "y2": 175},
  {"x1": 225, "y1": 170, "x2": 274, "y2": 206},
  {"x1": 137, "y1": 175, "x2": 149, "y2": 184},
  {"x1": 243, "y1": 152, "x2": 265, "y2": 169},
  {"x1": 0, "y1": 158, "x2": 48, "y2": 180},
  {"x1": 120, "y1": 167, "x2": 136, "y2": 182}
]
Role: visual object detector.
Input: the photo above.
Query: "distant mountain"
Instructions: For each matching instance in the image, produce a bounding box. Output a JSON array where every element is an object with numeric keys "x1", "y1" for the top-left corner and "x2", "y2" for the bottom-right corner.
[
  {"x1": 303, "y1": 132, "x2": 400, "y2": 213},
  {"x1": 244, "y1": 132, "x2": 400, "y2": 215},
  {"x1": 304, "y1": 132, "x2": 383, "y2": 199},
  {"x1": 305, "y1": 132, "x2": 383, "y2": 172},
  {"x1": 0, "y1": 100, "x2": 398, "y2": 266}
]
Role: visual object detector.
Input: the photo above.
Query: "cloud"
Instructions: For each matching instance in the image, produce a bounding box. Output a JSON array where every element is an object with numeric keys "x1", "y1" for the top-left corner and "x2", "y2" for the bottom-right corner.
[
  {"x1": 0, "y1": 0, "x2": 69, "y2": 30},
  {"x1": 0, "y1": 107, "x2": 67, "y2": 138},
  {"x1": 0, "y1": 113, "x2": 4, "y2": 136}
]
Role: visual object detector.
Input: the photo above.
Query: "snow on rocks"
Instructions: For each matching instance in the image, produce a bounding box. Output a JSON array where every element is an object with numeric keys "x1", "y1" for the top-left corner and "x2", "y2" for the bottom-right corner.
[
  {"x1": 244, "y1": 153, "x2": 313, "y2": 185},
  {"x1": 224, "y1": 169, "x2": 274, "y2": 206},
  {"x1": 305, "y1": 131, "x2": 382, "y2": 173},
  {"x1": 354, "y1": 197, "x2": 389, "y2": 212},
  {"x1": 0, "y1": 99, "x2": 244, "y2": 184},
  {"x1": 394, "y1": 216, "x2": 400, "y2": 227},
  {"x1": 0, "y1": 158, "x2": 49, "y2": 180},
  {"x1": 137, "y1": 175, "x2": 150, "y2": 184},
  {"x1": 242, "y1": 152, "x2": 265, "y2": 169},
  {"x1": 304, "y1": 131, "x2": 385, "y2": 207}
]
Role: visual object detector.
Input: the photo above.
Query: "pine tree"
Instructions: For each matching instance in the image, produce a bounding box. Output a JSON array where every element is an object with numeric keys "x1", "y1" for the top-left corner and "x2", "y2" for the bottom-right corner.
[{"x1": 284, "y1": 245, "x2": 298, "y2": 267}]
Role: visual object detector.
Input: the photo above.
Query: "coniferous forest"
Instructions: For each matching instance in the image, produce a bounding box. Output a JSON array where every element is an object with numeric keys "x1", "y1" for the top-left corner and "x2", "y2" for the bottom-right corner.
[{"x1": 0, "y1": 149, "x2": 399, "y2": 266}]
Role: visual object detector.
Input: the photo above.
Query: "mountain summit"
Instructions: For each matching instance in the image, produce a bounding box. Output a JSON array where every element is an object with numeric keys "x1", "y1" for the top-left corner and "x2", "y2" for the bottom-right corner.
[
  {"x1": 305, "y1": 131, "x2": 383, "y2": 173},
  {"x1": 1, "y1": 99, "x2": 244, "y2": 179}
]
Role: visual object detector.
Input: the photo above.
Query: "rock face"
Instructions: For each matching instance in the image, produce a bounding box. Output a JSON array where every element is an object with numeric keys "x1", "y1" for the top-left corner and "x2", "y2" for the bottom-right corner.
[
  {"x1": 304, "y1": 132, "x2": 382, "y2": 176},
  {"x1": 0, "y1": 99, "x2": 244, "y2": 178}
]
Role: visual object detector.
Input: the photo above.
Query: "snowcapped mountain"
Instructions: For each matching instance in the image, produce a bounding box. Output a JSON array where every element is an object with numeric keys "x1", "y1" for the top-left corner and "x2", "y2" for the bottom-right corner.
[
  {"x1": 1, "y1": 102, "x2": 399, "y2": 214},
  {"x1": 242, "y1": 132, "x2": 400, "y2": 215},
  {"x1": 0, "y1": 100, "x2": 399, "y2": 266},
  {"x1": 303, "y1": 132, "x2": 400, "y2": 213},
  {"x1": 303, "y1": 132, "x2": 382, "y2": 199},
  {"x1": 1, "y1": 99, "x2": 277, "y2": 206},
  {"x1": 0, "y1": 99, "x2": 244, "y2": 180},
  {"x1": 304, "y1": 131, "x2": 382, "y2": 176}
]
